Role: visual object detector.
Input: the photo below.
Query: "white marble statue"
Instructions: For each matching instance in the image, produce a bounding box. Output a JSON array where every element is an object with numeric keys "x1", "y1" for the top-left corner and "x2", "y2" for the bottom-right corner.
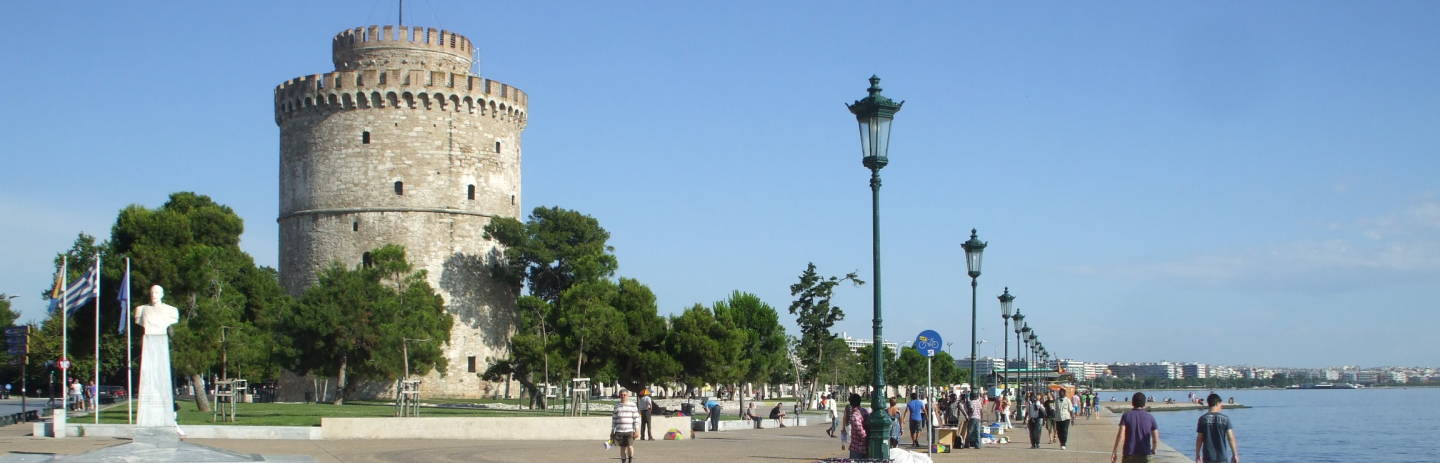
[{"x1": 134, "y1": 285, "x2": 179, "y2": 427}]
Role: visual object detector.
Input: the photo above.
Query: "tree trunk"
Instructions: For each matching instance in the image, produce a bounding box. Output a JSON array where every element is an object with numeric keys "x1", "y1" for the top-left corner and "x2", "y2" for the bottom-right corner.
[
  {"x1": 191, "y1": 373, "x2": 211, "y2": 412},
  {"x1": 333, "y1": 355, "x2": 348, "y2": 406}
]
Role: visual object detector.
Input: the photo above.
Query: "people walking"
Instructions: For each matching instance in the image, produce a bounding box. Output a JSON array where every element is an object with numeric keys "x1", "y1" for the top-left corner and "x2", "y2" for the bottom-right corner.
[
  {"x1": 887, "y1": 397, "x2": 903, "y2": 448},
  {"x1": 1055, "y1": 389, "x2": 1074, "y2": 450},
  {"x1": 825, "y1": 394, "x2": 839, "y2": 437},
  {"x1": 611, "y1": 389, "x2": 640, "y2": 463},
  {"x1": 845, "y1": 393, "x2": 869, "y2": 459},
  {"x1": 1112, "y1": 392, "x2": 1159, "y2": 463},
  {"x1": 905, "y1": 392, "x2": 926, "y2": 448},
  {"x1": 1026, "y1": 392, "x2": 1046, "y2": 449},
  {"x1": 1045, "y1": 395, "x2": 1057, "y2": 444},
  {"x1": 1196, "y1": 393, "x2": 1240, "y2": 463},
  {"x1": 637, "y1": 390, "x2": 654, "y2": 440}
]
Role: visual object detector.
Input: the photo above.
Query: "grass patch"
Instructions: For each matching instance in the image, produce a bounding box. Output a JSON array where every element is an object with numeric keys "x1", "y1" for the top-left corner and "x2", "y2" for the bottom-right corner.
[{"x1": 95, "y1": 399, "x2": 591, "y2": 427}]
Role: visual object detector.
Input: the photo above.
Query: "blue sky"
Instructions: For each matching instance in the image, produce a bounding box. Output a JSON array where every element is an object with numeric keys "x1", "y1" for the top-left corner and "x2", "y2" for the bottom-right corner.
[{"x1": 2, "y1": 1, "x2": 1437, "y2": 369}]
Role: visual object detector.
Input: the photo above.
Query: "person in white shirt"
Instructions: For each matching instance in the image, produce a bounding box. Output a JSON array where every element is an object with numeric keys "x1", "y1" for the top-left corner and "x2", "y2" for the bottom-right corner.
[{"x1": 611, "y1": 390, "x2": 641, "y2": 463}]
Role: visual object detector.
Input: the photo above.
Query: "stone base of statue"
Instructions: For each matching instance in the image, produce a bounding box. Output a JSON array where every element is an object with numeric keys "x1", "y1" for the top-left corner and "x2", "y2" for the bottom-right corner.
[{"x1": 1, "y1": 426, "x2": 313, "y2": 462}]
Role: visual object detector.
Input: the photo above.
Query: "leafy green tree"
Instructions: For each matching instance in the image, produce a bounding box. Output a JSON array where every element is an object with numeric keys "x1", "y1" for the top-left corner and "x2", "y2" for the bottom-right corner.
[
  {"x1": 787, "y1": 263, "x2": 863, "y2": 396},
  {"x1": 932, "y1": 350, "x2": 963, "y2": 385},
  {"x1": 105, "y1": 192, "x2": 289, "y2": 411},
  {"x1": 283, "y1": 245, "x2": 451, "y2": 405},
  {"x1": 482, "y1": 207, "x2": 618, "y2": 408},
  {"x1": 713, "y1": 291, "x2": 786, "y2": 409},
  {"x1": 890, "y1": 346, "x2": 928, "y2": 391},
  {"x1": 669, "y1": 304, "x2": 746, "y2": 396},
  {"x1": 604, "y1": 278, "x2": 679, "y2": 393},
  {"x1": 0, "y1": 294, "x2": 18, "y2": 327}
]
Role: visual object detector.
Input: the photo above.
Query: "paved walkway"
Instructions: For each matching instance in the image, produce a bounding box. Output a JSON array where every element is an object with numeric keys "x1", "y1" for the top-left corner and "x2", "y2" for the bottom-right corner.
[{"x1": 1, "y1": 408, "x2": 1191, "y2": 462}]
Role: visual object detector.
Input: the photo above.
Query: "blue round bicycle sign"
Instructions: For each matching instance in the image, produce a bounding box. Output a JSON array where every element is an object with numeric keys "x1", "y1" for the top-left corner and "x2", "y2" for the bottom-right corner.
[{"x1": 913, "y1": 330, "x2": 942, "y2": 357}]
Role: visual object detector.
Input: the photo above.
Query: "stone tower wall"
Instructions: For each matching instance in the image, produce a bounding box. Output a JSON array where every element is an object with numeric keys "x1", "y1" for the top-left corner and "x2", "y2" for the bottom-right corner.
[{"x1": 275, "y1": 25, "x2": 525, "y2": 398}]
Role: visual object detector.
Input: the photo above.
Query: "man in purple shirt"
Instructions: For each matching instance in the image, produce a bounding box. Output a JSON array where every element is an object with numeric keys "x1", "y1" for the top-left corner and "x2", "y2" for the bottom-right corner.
[{"x1": 1111, "y1": 392, "x2": 1159, "y2": 463}]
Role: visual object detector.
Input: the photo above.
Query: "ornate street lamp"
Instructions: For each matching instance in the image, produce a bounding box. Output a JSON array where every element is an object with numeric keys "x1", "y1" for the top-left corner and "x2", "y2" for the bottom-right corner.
[
  {"x1": 998, "y1": 288, "x2": 1015, "y2": 396},
  {"x1": 846, "y1": 75, "x2": 902, "y2": 460},
  {"x1": 962, "y1": 229, "x2": 986, "y2": 394},
  {"x1": 1012, "y1": 314, "x2": 1024, "y2": 397}
]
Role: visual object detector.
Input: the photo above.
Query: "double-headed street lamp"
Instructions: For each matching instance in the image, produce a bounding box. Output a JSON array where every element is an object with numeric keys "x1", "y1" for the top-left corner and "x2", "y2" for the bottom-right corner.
[
  {"x1": 998, "y1": 288, "x2": 1015, "y2": 395},
  {"x1": 847, "y1": 75, "x2": 903, "y2": 461},
  {"x1": 962, "y1": 229, "x2": 986, "y2": 394}
]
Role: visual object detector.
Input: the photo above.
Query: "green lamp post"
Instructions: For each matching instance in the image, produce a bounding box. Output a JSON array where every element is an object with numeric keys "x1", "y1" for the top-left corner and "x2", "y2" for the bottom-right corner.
[
  {"x1": 998, "y1": 288, "x2": 1015, "y2": 395},
  {"x1": 962, "y1": 229, "x2": 987, "y2": 393},
  {"x1": 846, "y1": 75, "x2": 902, "y2": 460},
  {"x1": 1013, "y1": 314, "x2": 1025, "y2": 396}
]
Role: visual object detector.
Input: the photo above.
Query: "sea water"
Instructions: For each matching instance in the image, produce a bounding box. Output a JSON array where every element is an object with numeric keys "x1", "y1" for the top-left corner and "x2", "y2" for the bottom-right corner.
[{"x1": 1110, "y1": 388, "x2": 1439, "y2": 462}]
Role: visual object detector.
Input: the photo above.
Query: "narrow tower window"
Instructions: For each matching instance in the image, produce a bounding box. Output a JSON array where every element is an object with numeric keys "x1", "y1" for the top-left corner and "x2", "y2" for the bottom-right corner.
[
  {"x1": 467, "y1": 184, "x2": 475, "y2": 200},
  {"x1": 510, "y1": 194, "x2": 515, "y2": 205},
  {"x1": 362, "y1": 131, "x2": 371, "y2": 144},
  {"x1": 362, "y1": 252, "x2": 373, "y2": 268},
  {"x1": 467, "y1": 356, "x2": 477, "y2": 373},
  {"x1": 394, "y1": 181, "x2": 404, "y2": 195},
  {"x1": 495, "y1": 141, "x2": 501, "y2": 153},
  {"x1": 352, "y1": 221, "x2": 359, "y2": 232}
]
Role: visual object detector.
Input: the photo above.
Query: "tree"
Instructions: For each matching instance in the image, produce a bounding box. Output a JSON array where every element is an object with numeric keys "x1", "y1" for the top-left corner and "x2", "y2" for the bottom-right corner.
[
  {"x1": 481, "y1": 207, "x2": 618, "y2": 408},
  {"x1": 890, "y1": 346, "x2": 927, "y2": 391},
  {"x1": 603, "y1": 279, "x2": 679, "y2": 393},
  {"x1": 0, "y1": 293, "x2": 18, "y2": 327},
  {"x1": 105, "y1": 192, "x2": 290, "y2": 411},
  {"x1": 669, "y1": 304, "x2": 746, "y2": 396},
  {"x1": 713, "y1": 291, "x2": 786, "y2": 410},
  {"x1": 787, "y1": 263, "x2": 863, "y2": 395},
  {"x1": 282, "y1": 245, "x2": 452, "y2": 405}
]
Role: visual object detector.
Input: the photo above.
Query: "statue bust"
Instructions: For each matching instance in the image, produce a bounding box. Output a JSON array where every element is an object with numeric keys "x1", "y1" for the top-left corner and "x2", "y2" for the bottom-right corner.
[{"x1": 134, "y1": 285, "x2": 179, "y2": 335}]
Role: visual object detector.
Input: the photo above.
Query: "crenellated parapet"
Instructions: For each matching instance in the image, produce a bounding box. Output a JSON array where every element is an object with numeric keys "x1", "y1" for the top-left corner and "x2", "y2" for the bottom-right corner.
[
  {"x1": 333, "y1": 25, "x2": 474, "y2": 72},
  {"x1": 273, "y1": 70, "x2": 527, "y2": 127}
]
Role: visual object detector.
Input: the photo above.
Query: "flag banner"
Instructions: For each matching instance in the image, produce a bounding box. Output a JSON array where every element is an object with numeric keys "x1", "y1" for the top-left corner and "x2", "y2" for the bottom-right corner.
[
  {"x1": 118, "y1": 260, "x2": 131, "y2": 334},
  {"x1": 49, "y1": 262, "x2": 99, "y2": 315}
]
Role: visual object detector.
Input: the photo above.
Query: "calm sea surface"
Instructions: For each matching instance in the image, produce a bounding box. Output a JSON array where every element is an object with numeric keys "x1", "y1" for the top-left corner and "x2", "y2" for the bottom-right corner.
[{"x1": 1111, "y1": 388, "x2": 1438, "y2": 462}]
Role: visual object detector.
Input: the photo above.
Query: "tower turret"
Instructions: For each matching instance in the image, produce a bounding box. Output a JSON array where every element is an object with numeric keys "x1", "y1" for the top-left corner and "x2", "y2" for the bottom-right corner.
[{"x1": 275, "y1": 25, "x2": 524, "y2": 398}]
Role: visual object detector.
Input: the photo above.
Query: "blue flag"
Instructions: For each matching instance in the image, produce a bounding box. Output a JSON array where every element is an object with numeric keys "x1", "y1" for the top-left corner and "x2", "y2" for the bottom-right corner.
[{"x1": 118, "y1": 261, "x2": 131, "y2": 334}]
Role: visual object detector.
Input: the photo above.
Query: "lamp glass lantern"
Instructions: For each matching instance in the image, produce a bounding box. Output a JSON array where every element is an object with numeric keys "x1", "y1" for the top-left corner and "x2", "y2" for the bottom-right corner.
[
  {"x1": 962, "y1": 229, "x2": 986, "y2": 278},
  {"x1": 847, "y1": 75, "x2": 904, "y2": 170},
  {"x1": 998, "y1": 287, "x2": 1014, "y2": 318}
]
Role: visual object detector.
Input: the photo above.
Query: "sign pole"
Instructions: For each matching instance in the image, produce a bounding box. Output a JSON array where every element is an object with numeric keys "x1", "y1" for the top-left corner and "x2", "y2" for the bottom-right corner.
[{"x1": 927, "y1": 355, "x2": 933, "y2": 454}]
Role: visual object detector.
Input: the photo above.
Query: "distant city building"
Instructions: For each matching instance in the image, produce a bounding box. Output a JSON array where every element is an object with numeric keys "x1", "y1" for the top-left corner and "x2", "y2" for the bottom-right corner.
[
  {"x1": 1324, "y1": 369, "x2": 1342, "y2": 381},
  {"x1": 838, "y1": 332, "x2": 900, "y2": 356},
  {"x1": 1181, "y1": 363, "x2": 1209, "y2": 379},
  {"x1": 958, "y1": 356, "x2": 1008, "y2": 383},
  {"x1": 1109, "y1": 362, "x2": 1180, "y2": 380}
]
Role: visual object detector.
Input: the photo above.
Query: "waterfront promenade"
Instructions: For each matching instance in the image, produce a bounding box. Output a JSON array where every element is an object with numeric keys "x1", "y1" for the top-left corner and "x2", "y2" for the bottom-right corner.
[{"x1": 0, "y1": 407, "x2": 1192, "y2": 462}]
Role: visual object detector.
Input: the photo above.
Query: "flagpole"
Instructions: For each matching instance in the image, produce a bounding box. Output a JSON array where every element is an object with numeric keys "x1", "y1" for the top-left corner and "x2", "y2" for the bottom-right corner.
[
  {"x1": 125, "y1": 258, "x2": 133, "y2": 424},
  {"x1": 93, "y1": 254, "x2": 101, "y2": 424},
  {"x1": 59, "y1": 256, "x2": 68, "y2": 438}
]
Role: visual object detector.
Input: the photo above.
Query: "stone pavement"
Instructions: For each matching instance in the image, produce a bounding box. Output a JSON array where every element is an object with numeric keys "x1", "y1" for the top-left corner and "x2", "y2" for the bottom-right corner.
[{"x1": 1, "y1": 408, "x2": 1192, "y2": 462}]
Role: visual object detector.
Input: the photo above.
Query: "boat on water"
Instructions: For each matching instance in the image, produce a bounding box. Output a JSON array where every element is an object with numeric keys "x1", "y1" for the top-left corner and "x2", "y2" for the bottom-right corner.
[{"x1": 1287, "y1": 383, "x2": 1364, "y2": 390}]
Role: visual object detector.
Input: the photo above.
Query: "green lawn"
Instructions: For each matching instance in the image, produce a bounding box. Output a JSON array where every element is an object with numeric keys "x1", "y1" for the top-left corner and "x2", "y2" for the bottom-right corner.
[{"x1": 95, "y1": 399, "x2": 585, "y2": 427}]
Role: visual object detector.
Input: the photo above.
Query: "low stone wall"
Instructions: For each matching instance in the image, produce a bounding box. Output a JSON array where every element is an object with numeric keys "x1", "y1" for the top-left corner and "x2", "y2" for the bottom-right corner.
[
  {"x1": 320, "y1": 415, "x2": 694, "y2": 440},
  {"x1": 33, "y1": 415, "x2": 712, "y2": 441},
  {"x1": 711, "y1": 417, "x2": 809, "y2": 431},
  {"x1": 35, "y1": 423, "x2": 322, "y2": 440}
]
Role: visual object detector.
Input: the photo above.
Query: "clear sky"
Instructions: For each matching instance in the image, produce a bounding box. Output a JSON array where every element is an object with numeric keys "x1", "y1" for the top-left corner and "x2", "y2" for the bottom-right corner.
[{"x1": 2, "y1": 1, "x2": 1437, "y2": 369}]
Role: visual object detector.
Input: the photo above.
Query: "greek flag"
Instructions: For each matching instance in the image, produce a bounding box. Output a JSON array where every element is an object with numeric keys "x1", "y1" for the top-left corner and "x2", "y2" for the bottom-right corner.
[
  {"x1": 118, "y1": 261, "x2": 131, "y2": 334},
  {"x1": 49, "y1": 262, "x2": 99, "y2": 316}
]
